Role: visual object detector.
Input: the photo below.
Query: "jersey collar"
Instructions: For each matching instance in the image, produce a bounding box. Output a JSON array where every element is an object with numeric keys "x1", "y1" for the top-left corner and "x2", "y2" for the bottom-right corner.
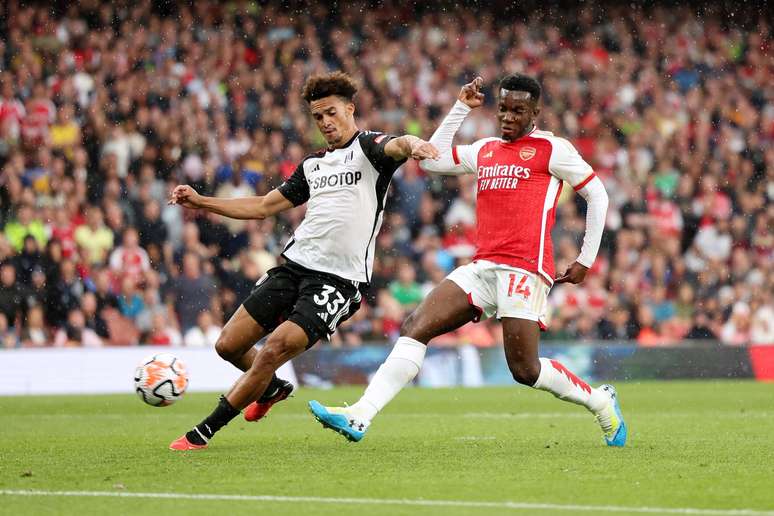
[
  {"x1": 328, "y1": 130, "x2": 361, "y2": 152},
  {"x1": 502, "y1": 126, "x2": 538, "y2": 144}
]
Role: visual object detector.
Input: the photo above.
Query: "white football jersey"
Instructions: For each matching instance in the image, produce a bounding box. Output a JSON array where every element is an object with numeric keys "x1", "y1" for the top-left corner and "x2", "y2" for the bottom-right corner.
[{"x1": 278, "y1": 131, "x2": 405, "y2": 283}]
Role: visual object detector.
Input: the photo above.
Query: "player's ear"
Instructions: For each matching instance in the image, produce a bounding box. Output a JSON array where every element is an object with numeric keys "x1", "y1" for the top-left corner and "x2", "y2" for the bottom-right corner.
[
  {"x1": 532, "y1": 103, "x2": 541, "y2": 119},
  {"x1": 346, "y1": 101, "x2": 355, "y2": 117}
]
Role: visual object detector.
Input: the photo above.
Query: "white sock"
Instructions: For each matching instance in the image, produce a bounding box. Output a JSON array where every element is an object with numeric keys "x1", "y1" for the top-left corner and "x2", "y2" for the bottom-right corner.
[
  {"x1": 532, "y1": 357, "x2": 608, "y2": 413},
  {"x1": 349, "y1": 336, "x2": 427, "y2": 421}
]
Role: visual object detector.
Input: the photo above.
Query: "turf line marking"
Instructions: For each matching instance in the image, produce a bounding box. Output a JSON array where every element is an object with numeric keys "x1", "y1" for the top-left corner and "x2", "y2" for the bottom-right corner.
[
  {"x1": 10, "y1": 412, "x2": 589, "y2": 420},
  {"x1": 1, "y1": 490, "x2": 772, "y2": 515}
]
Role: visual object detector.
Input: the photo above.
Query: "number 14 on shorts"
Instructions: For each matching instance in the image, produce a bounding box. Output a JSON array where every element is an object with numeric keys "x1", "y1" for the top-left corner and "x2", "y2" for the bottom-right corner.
[{"x1": 507, "y1": 273, "x2": 531, "y2": 299}]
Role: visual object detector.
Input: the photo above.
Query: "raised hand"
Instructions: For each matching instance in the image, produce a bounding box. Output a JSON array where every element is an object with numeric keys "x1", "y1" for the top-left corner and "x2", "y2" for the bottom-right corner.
[
  {"x1": 458, "y1": 76, "x2": 485, "y2": 109},
  {"x1": 168, "y1": 185, "x2": 202, "y2": 209},
  {"x1": 409, "y1": 139, "x2": 440, "y2": 161}
]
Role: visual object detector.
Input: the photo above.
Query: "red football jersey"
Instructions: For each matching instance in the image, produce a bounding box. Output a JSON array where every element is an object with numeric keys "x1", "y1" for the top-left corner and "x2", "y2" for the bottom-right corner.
[{"x1": 452, "y1": 129, "x2": 595, "y2": 285}]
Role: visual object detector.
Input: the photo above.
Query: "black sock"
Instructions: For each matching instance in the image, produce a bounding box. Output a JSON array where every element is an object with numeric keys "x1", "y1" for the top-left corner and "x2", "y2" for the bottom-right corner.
[
  {"x1": 258, "y1": 374, "x2": 282, "y2": 402},
  {"x1": 186, "y1": 395, "x2": 240, "y2": 445}
]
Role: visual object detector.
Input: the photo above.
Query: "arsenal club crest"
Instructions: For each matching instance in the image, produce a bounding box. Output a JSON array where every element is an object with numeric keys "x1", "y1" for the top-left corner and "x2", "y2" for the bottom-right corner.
[{"x1": 520, "y1": 146, "x2": 536, "y2": 161}]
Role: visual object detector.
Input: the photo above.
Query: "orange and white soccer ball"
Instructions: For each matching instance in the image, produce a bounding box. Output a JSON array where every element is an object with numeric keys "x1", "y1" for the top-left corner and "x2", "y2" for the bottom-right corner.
[{"x1": 134, "y1": 353, "x2": 189, "y2": 406}]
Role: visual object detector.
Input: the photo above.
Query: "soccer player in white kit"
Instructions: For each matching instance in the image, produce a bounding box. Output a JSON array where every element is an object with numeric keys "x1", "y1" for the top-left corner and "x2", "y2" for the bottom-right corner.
[
  {"x1": 310, "y1": 74, "x2": 627, "y2": 447},
  {"x1": 167, "y1": 72, "x2": 439, "y2": 450}
]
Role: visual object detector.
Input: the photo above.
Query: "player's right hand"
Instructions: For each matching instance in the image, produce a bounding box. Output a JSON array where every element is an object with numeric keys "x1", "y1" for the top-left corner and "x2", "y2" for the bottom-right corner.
[
  {"x1": 458, "y1": 77, "x2": 485, "y2": 108},
  {"x1": 168, "y1": 185, "x2": 202, "y2": 209},
  {"x1": 409, "y1": 139, "x2": 440, "y2": 161}
]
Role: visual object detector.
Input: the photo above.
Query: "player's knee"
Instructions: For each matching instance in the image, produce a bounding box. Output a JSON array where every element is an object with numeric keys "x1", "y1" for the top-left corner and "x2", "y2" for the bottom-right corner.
[
  {"x1": 215, "y1": 334, "x2": 239, "y2": 363},
  {"x1": 400, "y1": 312, "x2": 426, "y2": 341},
  {"x1": 261, "y1": 333, "x2": 305, "y2": 366},
  {"x1": 509, "y1": 361, "x2": 540, "y2": 386}
]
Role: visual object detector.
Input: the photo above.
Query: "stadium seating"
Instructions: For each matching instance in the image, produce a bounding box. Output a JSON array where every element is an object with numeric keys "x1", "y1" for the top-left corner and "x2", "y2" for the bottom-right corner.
[{"x1": 0, "y1": 1, "x2": 771, "y2": 349}]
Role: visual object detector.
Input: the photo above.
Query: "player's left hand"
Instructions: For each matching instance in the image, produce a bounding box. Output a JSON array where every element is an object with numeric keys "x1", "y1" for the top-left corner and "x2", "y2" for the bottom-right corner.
[
  {"x1": 410, "y1": 139, "x2": 440, "y2": 161},
  {"x1": 459, "y1": 77, "x2": 485, "y2": 108},
  {"x1": 555, "y1": 262, "x2": 589, "y2": 284}
]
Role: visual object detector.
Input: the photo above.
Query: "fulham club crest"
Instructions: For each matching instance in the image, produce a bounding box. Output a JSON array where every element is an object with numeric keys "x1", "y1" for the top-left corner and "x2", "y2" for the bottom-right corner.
[{"x1": 520, "y1": 146, "x2": 536, "y2": 161}]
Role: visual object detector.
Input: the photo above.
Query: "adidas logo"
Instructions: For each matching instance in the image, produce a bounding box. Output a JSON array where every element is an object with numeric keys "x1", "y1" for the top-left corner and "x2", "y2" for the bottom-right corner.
[
  {"x1": 312, "y1": 164, "x2": 320, "y2": 172},
  {"x1": 344, "y1": 150, "x2": 354, "y2": 163},
  {"x1": 483, "y1": 150, "x2": 493, "y2": 159},
  {"x1": 317, "y1": 312, "x2": 329, "y2": 322}
]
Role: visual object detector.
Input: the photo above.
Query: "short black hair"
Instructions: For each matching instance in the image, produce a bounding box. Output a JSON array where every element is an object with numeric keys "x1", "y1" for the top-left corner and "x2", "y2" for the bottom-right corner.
[
  {"x1": 499, "y1": 73, "x2": 541, "y2": 102},
  {"x1": 301, "y1": 71, "x2": 358, "y2": 103}
]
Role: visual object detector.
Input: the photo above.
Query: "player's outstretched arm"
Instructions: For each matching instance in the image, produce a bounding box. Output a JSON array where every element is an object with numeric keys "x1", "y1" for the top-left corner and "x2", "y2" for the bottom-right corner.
[
  {"x1": 168, "y1": 185, "x2": 293, "y2": 220},
  {"x1": 420, "y1": 76, "x2": 484, "y2": 175},
  {"x1": 384, "y1": 135, "x2": 439, "y2": 161}
]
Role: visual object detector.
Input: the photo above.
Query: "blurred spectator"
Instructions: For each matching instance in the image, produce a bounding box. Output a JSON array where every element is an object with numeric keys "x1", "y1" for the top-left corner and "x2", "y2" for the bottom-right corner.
[
  {"x1": 117, "y1": 277, "x2": 144, "y2": 320},
  {"x1": 21, "y1": 305, "x2": 49, "y2": 347},
  {"x1": 388, "y1": 260, "x2": 423, "y2": 310},
  {"x1": 49, "y1": 209, "x2": 77, "y2": 260},
  {"x1": 598, "y1": 302, "x2": 638, "y2": 341},
  {"x1": 92, "y1": 268, "x2": 119, "y2": 313},
  {"x1": 0, "y1": 261, "x2": 24, "y2": 329},
  {"x1": 183, "y1": 310, "x2": 222, "y2": 348},
  {"x1": 244, "y1": 231, "x2": 277, "y2": 276},
  {"x1": 109, "y1": 227, "x2": 150, "y2": 285},
  {"x1": 0, "y1": 313, "x2": 19, "y2": 349},
  {"x1": 636, "y1": 305, "x2": 669, "y2": 347},
  {"x1": 146, "y1": 312, "x2": 183, "y2": 346},
  {"x1": 80, "y1": 292, "x2": 109, "y2": 340},
  {"x1": 136, "y1": 288, "x2": 168, "y2": 336},
  {"x1": 168, "y1": 253, "x2": 216, "y2": 332},
  {"x1": 47, "y1": 259, "x2": 84, "y2": 327},
  {"x1": 4, "y1": 204, "x2": 46, "y2": 251},
  {"x1": 74, "y1": 207, "x2": 114, "y2": 266},
  {"x1": 53, "y1": 309, "x2": 102, "y2": 348},
  {"x1": 720, "y1": 303, "x2": 752, "y2": 346},
  {"x1": 137, "y1": 200, "x2": 169, "y2": 250},
  {"x1": 684, "y1": 312, "x2": 717, "y2": 341},
  {"x1": 14, "y1": 235, "x2": 42, "y2": 284},
  {"x1": 25, "y1": 267, "x2": 48, "y2": 316},
  {"x1": 751, "y1": 302, "x2": 774, "y2": 346}
]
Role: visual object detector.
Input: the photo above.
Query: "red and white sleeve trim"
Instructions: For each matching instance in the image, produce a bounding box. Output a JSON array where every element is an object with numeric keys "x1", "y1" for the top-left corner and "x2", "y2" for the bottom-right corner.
[
  {"x1": 573, "y1": 172, "x2": 596, "y2": 192},
  {"x1": 452, "y1": 146, "x2": 460, "y2": 165}
]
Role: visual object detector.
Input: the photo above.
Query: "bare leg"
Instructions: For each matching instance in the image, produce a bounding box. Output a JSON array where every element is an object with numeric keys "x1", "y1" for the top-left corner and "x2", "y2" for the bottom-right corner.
[
  {"x1": 344, "y1": 279, "x2": 479, "y2": 421},
  {"x1": 501, "y1": 317, "x2": 607, "y2": 412},
  {"x1": 215, "y1": 305, "x2": 267, "y2": 372},
  {"x1": 402, "y1": 279, "x2": 480, "y2": 343},
  {"x1": 501, "y1": 318, "x2": 541, "y2": 385},
  {"x1": 226, "y1": 320, "x2": 309, "y2": 410}
]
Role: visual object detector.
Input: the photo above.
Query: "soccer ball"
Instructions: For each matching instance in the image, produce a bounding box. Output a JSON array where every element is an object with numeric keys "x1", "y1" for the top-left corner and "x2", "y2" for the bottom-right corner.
[{"x1": 134, "y1": 353, "x2": 189, "y2": 406}]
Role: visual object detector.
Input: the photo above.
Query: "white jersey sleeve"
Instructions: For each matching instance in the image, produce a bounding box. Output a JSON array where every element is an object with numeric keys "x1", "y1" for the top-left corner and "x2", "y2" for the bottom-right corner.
[
  {"x1": 420, "y1": 100, "x2": 499, "y2": 176},
  {"x1": 448, "y1": 138, "x2": 499, "y2": 174},
  {"x1": 545, "y1": 135, "x2": 595, "y2": 189},
  {"x1": 574, "y1": 176, "x2": 609, "y2": 268}
]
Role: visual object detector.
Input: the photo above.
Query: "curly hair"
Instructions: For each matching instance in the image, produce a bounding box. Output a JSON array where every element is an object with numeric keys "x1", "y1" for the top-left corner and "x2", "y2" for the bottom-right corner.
[{"x1": 301, "y1": 71, "x2": 358, "y2": 103}]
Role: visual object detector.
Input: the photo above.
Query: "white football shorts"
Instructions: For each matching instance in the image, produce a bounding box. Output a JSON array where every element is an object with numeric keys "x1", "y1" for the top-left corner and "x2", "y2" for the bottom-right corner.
[{"x1": 446, "y1": 259, "x2": 550, "y2": 329}]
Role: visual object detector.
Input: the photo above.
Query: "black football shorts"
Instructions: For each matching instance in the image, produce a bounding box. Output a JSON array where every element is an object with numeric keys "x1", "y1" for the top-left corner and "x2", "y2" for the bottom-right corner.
[{"x1": 242, "y1": 260, "x2": 362, "y2": 347}]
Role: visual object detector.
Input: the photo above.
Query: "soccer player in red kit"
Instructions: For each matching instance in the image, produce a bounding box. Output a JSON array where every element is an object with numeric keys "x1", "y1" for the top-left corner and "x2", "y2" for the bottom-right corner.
[{"x1": 310, "y1": 74, "x2": 627, "y2": 447}]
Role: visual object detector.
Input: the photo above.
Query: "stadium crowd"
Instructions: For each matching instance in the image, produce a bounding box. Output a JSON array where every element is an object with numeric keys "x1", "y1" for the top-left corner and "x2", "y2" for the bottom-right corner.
[{"x1": 0, "y1": 1, "x2": 771, "y2": 349}]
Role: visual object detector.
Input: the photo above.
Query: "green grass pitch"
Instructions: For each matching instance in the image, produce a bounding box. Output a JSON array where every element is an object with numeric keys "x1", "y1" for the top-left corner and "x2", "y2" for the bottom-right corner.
[{"x1": 1, "y1": 381, "x2": 773, "y2": 515}]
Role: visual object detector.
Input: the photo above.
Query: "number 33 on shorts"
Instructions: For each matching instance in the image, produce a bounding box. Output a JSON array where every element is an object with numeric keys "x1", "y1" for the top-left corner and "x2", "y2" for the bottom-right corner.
[
  {"x1": 313, "y1": 284, "x2": 346, "y2": 315},
  {"x1": 496, "y1": 269, "x2": 550, "y2": 326}
]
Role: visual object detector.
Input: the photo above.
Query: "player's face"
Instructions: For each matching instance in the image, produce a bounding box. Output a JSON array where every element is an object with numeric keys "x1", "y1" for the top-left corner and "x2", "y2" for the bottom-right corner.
[
  {"x1": 497, "y1": 92, "x2": 540, "y2": 141},
  {"x1": 310, "y1": 96, "x2": 357, "y2": 148}
]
